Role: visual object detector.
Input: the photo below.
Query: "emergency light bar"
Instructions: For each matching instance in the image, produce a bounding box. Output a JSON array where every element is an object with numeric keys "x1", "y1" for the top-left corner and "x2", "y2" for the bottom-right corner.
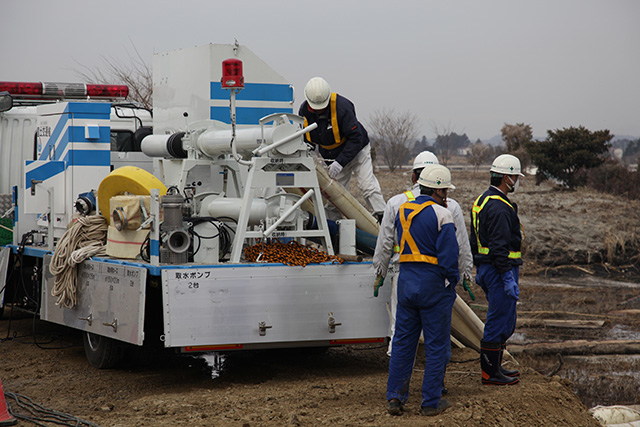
[{"x1": 0, "y1": 81, "x2": 129, "y2": 100}]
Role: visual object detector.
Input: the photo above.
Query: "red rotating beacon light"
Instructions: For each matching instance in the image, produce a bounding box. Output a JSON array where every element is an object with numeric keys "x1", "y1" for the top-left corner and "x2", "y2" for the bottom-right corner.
[{"x1": 221, "y1": 58, "x2": 244, "y2": 89}]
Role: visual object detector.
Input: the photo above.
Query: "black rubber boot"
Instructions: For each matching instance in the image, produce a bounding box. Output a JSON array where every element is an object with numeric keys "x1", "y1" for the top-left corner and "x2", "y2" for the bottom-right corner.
[
  {"x1": 481, "y1": 340, "x2": 519, "y2": 385},
  {"x1": 421, "y1": 398, "x2": 451, "y2": 416},
  {"x1": 387, "y1": 399, "x2": 403, "y2": 416},
  {"x1": 499, "y1": 344, "x2": 520, "y2": 377}
]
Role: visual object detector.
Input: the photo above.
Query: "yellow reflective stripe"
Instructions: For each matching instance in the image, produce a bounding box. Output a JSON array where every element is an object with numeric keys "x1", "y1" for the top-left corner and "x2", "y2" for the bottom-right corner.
[
  {"x1": 393, "y1": 245, "x2": 400, "y2": 253},
  {"x1": 472, "y1": 194, "x2": 521, "y2": 259},
  {"x1": 471, "y1": 195, "x2": 484, "y2": 253},
  {"x1": 477, "y1": 247, "x2": 520, "y2": 258},
  {"x1": 398, "y1": 200, "x2": 438, "y2": 265},
  {"x1": 399, "y1": 254, "x2": 439, "y2": 264},
  {"x1": 303, "y1": 117, "x2": 312, "y2": 143},
  {"x1": 330, "y1": 93, "x2": 341, "y2": 143}
]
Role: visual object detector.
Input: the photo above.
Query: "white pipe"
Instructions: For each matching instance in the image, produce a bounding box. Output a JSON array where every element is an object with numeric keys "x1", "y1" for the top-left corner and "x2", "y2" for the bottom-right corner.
[
  {"x1": 141, "y1": 124, "x2": 275, "y2": 159},
  {"x1": 263, "y1": 190, "x2": 314, "y2": 237},
  {"x1": 253, "y1": 122, "x2": 317, "y2": 156},
  {"x1": 206, "y1": 197, "x2": 267, "y2": 225},
  {"x1": 196, "y1": 127, "x2": 273, "y2": 158},
  {"x1": 141, "y1": 134, "x2": 171, "y2": 157}
]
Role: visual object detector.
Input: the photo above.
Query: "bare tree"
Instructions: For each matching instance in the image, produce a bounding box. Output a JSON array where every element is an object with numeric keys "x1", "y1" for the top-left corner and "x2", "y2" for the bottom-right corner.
[
  {"x1": 431, "y1": 121, "x2": 456, "y2": 165},
  {"x1": 501, "y1": 123, "x2": 533, "y2": 152},
  {"x1": 367, "y1": 109, "x2": 419, "y2": 171},
  {"x1": 73, "y1": 41, "x2": 152, "y2": 109},
  {"x1": 501, "y1": 122, "x2": 533, "y2": 171},
  {"x1": 468, "y1": 139, "x2": 492, "y2": 173}
]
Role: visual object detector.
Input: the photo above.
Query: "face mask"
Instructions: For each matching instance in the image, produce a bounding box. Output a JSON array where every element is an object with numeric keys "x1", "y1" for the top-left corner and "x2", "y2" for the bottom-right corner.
[{"x1": 506, "y1": 176, "x2": 519, "y2": 193}]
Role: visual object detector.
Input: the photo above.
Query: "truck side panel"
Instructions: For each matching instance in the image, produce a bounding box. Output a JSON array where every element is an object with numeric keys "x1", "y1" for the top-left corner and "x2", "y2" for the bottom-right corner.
[
  {"x1": 161, "y1": 263, "x2": 390, "y2": 348},
  {"x1": 41, "y1": 255, "x2": 148, "y2": 346}
]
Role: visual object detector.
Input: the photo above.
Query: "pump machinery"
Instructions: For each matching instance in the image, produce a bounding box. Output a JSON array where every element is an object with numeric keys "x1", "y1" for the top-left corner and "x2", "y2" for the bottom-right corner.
[{"x1": 0, "y1": 43, "x2": 393, "y2": 368}]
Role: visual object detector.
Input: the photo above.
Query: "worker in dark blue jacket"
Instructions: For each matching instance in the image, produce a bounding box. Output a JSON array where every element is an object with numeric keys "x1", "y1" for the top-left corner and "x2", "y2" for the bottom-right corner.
[
  {"x1": 470, "y1": 154, "x2": 523, "y2": 386},
  {"x1": 386, "y1": 164, "x2": 459, "y2": 417},
  {"x1": 298, "y1": 77, "x2": 385, "y2": 221}
]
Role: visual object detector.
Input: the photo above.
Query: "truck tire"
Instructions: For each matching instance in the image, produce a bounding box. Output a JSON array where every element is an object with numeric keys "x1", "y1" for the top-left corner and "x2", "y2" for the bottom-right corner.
[{"x1": 82, "y1": 332, "x2": 126, "y2": 369}]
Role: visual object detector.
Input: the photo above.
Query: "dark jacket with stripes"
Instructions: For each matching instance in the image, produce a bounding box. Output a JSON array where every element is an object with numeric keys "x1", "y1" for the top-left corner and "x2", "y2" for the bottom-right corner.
[{"x1": 470, "y1": 186, "x2": 523, "y2": 274}]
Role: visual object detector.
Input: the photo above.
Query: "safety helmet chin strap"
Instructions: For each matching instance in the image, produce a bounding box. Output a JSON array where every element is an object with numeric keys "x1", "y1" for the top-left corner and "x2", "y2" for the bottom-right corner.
[{"x1": 433, "y1": 189, "x2": 448, "y2": 208}]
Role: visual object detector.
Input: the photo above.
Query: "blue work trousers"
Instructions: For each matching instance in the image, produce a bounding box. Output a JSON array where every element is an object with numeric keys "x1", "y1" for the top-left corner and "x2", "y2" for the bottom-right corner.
[
  {"x1": 476, "y1": 264, "x2": 519, "y2": 343},
  {"x1": 386, "y1": 273, "x2": 456, "y2": 408}
]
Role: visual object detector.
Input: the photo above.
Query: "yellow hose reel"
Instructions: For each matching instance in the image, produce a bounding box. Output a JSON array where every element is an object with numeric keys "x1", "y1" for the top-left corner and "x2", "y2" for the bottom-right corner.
[{"x1": 97, "y1": 166, "x2": 167, "y2": 225}]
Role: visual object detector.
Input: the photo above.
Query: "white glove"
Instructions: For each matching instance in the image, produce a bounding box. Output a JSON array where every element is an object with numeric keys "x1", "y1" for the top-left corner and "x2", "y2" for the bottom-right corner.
[
  {"x1": 328, "y1": 161, "x2": 343, "y2": 179},
  {"x1": 463, "y1": 271, "x2": 473, "y2": 284}
]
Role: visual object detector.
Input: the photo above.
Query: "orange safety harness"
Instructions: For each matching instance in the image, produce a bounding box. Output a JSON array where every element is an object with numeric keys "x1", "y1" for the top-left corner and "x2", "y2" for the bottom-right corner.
[
  {"x1": 397, "y1": 200, "x2": 438, "y2": 265},
  {"x1": 303, "y1": 93, "x2": 347, "y2": 149}
]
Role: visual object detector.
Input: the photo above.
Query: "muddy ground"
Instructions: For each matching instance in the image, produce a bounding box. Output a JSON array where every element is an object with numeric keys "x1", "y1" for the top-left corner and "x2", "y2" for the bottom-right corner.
[{"x1": 1, "y1": 166, "x2": 639, "y2": 426}]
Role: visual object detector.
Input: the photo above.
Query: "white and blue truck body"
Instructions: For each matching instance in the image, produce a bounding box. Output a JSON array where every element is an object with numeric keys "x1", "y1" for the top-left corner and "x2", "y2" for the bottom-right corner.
[{"x1": 0, "y1": 43, "x2": 391, "y2": 368}]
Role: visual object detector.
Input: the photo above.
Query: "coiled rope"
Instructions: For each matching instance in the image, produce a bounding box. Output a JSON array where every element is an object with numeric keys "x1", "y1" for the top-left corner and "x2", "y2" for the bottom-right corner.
[{"x1": 49, "y1": 215, "x2": 108, "y2": 308}]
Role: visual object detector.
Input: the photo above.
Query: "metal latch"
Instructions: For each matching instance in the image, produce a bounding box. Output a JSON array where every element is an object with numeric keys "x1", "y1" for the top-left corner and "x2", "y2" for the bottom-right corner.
[
  {"x1": 102, "y1": 318, "x2": 118, "y2": 332},
  {"x1": 30, "y1": 179, "x2": 43, "y2": 196},
  {"x1": 137, "y1": 214, "x2": 154, "y2": 231},
  {"x1": 78, "y1": 313, "x2": 93, "y2": 326},
  {"x1": 258, "y1": 321, "x2": 272, "y2": 336},
  {"x1": 328, "y1": 312, "x2": 342, "y2": 333}
]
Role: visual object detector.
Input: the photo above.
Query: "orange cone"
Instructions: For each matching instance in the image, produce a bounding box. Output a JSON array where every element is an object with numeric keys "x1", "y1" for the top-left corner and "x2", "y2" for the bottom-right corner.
[{"x1": 0, "y1": 378, "x2": 17, "y2": 426}]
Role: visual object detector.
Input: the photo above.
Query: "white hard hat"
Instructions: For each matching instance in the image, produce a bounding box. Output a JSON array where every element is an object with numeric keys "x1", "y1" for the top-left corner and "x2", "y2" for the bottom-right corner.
[
  {"x1": 490, "y1": 154, "x2": 525, "y2": 177},
  {"x1": 412, "y1": 151, "x2": 439, "y2": 170},
  {"x1": 418, "y1": 164, "x2": 455, "y2": 190},
  {"x1": 304, "y1": 77, "x2": 331, "y2": 110}
]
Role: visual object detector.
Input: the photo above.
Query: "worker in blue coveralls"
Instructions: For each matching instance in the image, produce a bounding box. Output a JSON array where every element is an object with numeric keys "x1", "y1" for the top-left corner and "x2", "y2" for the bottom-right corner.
[
  {"x1": 386, "y1": 164, "x2": 459, "y2": 417},
  {"x1": 470, "y1": 154, "x2": 523, "y2": 386},
  {"x1": 298, "y1": 77, "x2": 386, "y2": 222}
]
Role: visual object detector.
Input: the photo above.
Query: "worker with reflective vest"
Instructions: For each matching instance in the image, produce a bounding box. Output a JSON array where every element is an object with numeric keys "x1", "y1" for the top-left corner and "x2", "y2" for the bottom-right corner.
[
  {"x1": 386, "y1": 164, "x2": 458, "y2": 417},
  {"x1": 470, "y1": 154, "x2": 523, "y2": 386},
  {"x1": 373, "y1": 151, "x2": 473, "y2": 359},
  {"x1": 298, "y1": 77, "x2": 385, "y2": 220}
]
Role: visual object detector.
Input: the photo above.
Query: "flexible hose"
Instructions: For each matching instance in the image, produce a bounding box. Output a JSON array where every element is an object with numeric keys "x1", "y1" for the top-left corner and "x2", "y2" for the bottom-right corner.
[{"x1": 49, "y1": 215, "x2": 108, "y2": 308}]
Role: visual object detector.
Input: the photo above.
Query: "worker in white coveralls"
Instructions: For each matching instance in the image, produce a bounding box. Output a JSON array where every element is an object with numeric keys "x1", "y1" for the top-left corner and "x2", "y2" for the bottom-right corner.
[
  {"x1": 298, "y1": 77, "x2": 386, "y2": 222},
  {"x1": 385, "y1": 164, "x2": 459, "y2": 417},
  {"x1": 470, "y1": 154, "x2": 523, "y2": 386},
  {"x1": 373, "y1": 151, "x2": 473, "y2": 357}
]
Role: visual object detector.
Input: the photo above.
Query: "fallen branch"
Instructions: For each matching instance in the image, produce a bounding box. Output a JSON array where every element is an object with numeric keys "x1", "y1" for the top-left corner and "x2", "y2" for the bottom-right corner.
[
  {"x1": 517, "y1": 318, "x2": 605, "y2": 329},
  {"x1": 509, "y1": 339, "x2": 640, "y2": 356},
  {"x1": 518, "y1": 310, "x2": 619, "y2": 319},
  {"x1": 547, "y1": 353, "x2": 564, "y2": 377}
]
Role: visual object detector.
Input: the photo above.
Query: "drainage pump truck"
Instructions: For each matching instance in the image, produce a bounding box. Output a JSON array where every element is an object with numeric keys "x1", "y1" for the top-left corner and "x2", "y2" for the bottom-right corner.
[{"x1": 0, "y1": 43, "x2": 392, "y2": 368}]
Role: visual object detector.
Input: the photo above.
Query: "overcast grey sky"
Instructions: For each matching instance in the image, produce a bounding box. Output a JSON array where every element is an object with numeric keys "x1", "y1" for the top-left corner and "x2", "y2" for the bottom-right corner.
[{"x1": 1, "y1": 0, "x2": 638, "y2": 141}]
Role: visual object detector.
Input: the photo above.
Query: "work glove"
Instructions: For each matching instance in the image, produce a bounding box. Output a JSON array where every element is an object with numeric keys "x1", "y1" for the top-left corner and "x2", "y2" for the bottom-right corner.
[
  {"x1": 373, "y1": 275, "x2": 384, "y2": 297},
  {"x1": 500, "y1": 271, "x2": 519, "y2": 300},
  {"x1": 328, "y1": 161, "x2": 343, "y2": 179},
  {"x1": 462, "y1": 272, "x2": 475, "y2": 301}
]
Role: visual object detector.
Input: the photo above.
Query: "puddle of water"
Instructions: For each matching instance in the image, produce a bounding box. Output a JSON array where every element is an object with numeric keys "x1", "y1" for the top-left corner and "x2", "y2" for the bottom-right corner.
[
  {"x1": 561, "y1": 355, "x2": 640, "y2": 407},
  {"x1": 199, "y1": 352, "x2": 227, "y2": 379}
]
